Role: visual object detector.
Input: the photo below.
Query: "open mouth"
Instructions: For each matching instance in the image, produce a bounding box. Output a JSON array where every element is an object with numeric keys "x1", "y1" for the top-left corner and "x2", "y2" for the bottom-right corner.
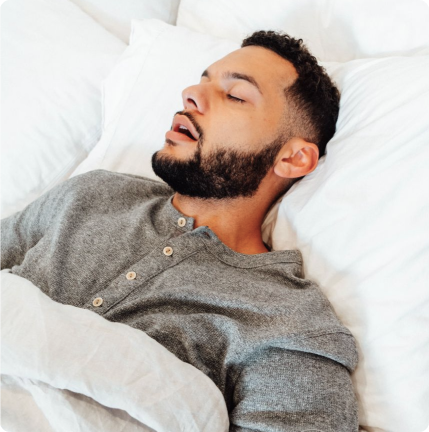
[
  {"x1": 166, "y1": 114, "x2": 200, "y2": 144},
  {"x1": 174, "y1": 124, "x2": 197, "y2": 140}
]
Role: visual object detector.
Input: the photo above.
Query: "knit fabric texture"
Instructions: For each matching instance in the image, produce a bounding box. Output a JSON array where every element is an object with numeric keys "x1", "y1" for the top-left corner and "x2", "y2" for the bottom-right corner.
[{"x1": 1, "y1": 169, "x2": 360, "y2": 431}]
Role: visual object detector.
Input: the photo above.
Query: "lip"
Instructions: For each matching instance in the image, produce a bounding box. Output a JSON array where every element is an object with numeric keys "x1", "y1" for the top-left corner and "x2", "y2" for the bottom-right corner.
[
  {"x1": 165, "y1": 130, "x2": 198, "y2": 144},
  {"x1": 170, "y1": 114, "x2": 200, "y2": 141}
]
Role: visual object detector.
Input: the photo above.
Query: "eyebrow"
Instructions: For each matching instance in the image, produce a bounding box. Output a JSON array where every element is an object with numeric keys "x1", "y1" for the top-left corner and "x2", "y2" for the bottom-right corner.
[{"x1": 201, "y1": 69, "x2": 263, "y2": 95}]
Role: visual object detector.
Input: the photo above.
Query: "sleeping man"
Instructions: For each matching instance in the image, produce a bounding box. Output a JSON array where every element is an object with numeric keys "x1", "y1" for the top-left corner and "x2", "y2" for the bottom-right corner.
[{"x1": 1, "y1": 30, "x2": 359, "y2": 431}]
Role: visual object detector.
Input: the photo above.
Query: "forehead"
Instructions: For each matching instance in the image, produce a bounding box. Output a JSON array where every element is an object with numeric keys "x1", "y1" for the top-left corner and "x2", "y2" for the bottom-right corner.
[{"x1": 206, "y1": 45, "x2": 298, "y2": 95}]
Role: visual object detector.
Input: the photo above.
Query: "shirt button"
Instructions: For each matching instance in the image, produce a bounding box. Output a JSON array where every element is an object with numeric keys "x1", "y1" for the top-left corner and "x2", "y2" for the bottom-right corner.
[
  {"x1": 93, "y1": 297, "x2": 103, "y2": 307},
  {"x1": 177, "y1": 217, "x2": 186, "y2": 227},
  {"x1": 163, "y1": 246, "x2": 173, "y2": 256},
  {"x1": 126, "y1": 271, "x2": 136, "y2": 280}
]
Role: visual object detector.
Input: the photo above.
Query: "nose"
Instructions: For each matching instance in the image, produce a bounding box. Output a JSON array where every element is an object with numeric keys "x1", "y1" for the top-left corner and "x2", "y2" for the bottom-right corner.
[{"x1": 181, "y1": 84, "x2": 207, "y2": 113}]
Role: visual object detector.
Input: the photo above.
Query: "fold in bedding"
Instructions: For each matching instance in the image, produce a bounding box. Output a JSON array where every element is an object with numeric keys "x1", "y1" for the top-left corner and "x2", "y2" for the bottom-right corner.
[{"x1": 0, "y1": 269, "x2": 229, "y2": 432}]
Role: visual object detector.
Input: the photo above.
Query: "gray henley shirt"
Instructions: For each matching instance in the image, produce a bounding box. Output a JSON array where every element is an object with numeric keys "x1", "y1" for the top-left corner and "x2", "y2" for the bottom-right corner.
[{"x1": 1, "y1": 169, "x2": 359, "y2": 432}]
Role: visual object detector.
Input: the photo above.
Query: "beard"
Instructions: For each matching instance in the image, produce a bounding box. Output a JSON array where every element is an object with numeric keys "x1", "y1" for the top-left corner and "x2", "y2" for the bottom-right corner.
[{"x1": 152, "y1": 125, "x2": 286, "y2": 200}]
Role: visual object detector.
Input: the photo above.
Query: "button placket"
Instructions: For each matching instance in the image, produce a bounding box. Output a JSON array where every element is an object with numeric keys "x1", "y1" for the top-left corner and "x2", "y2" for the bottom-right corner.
[{"x1": 86, "y1": 235, "x2": 204, "y2": 314}]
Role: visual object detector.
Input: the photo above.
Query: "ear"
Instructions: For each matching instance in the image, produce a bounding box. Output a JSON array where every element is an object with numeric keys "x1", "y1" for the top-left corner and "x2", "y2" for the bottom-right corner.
[{"x1": 273, "y1": 137, "x2": 319, "y2": 179}]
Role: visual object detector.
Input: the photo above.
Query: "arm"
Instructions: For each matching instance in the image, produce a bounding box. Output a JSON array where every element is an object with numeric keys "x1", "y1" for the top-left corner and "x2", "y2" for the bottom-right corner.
[
  {"x1": 230, "y1": 346, "x2": 359, "y2": 432},
  {"x1": 1, "y1": 174, "x2": 84, "y2": 270}
]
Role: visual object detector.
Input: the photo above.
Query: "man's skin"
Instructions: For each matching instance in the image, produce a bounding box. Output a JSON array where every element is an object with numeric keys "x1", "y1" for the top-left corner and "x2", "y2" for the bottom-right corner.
[{"x1": 152, "y1": 45, "x2": 319, "y2": 255}]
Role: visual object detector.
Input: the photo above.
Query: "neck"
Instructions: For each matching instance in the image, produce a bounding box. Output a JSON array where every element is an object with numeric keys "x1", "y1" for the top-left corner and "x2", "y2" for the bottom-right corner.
[{"x1": 172, "y1": 193, "x2": 273, "y2": 255}]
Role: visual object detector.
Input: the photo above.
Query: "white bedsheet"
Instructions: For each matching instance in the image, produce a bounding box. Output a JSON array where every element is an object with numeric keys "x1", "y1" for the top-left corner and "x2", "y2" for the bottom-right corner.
[{"x1": 0, "y1": 269, "x2": 229, "y2": 432}]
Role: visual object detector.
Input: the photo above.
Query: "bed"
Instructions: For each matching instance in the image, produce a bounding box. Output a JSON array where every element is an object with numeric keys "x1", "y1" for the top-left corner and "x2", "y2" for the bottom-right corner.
[{"x1": 1, "y1": 0, "x2": 429, "y2": 431}]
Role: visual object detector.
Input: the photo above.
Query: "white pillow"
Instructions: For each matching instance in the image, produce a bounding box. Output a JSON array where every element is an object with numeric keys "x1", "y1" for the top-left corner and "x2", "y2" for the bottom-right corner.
[
  {"x1": 69, "y1": 19, "x2": 429, "y2": 431},
  {"x1": 70, "y1": 19, "x2": 238, "y2": 181},
  {"x1": 69, "y1": 0, "x2": 180, "y2": 44},
  {"x1": 266, "y1": 56, "x2": 429, "y2": 432},
  {"x1": 0, "y1": 0, "x2": 126, "y2": 220},
  {"x1": 177, "y1": 0, "x2": 429, "y2": 62}
]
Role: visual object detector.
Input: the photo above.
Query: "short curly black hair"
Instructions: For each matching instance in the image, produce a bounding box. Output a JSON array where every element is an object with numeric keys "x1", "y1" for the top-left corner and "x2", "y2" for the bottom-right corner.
[{"x1": 241, "y1": 30, "x2": 340, "y2": 164}]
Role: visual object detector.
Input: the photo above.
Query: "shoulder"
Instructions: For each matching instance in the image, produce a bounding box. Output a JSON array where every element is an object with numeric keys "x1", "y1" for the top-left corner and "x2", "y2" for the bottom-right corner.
[
  {"x1": 55, "y1": 169, "x2": 174, "y2": 216},
  {"x1": 69, "y1": 169, "x2": 174, "y2": 199},
  {"x1": 291, "y1": 280, "x2": 359, "y2": 372},
  {"x1": 259, "y1": 265, "x2": 359, "y2": 372}
]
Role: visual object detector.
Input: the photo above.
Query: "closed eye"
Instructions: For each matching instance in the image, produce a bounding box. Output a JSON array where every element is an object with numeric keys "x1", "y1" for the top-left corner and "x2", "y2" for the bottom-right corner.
[{"x1": 227, "y1": 94, "x2": 245, "y2": 104}]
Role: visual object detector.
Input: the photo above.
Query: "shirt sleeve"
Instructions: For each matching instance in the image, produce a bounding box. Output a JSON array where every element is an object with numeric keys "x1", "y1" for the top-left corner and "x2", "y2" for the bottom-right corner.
[
  {"x1": 1, "y1": 174, "x2": 85, "y2": 270},
  {"x1": 229, "y1": 345, "x2": 359, "y2": 432}
]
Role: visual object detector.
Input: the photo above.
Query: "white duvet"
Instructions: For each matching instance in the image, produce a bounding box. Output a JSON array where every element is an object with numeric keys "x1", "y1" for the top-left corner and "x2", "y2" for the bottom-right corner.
[{"x1": 0, "y1": 269, "x2": 229, "y2": 432}]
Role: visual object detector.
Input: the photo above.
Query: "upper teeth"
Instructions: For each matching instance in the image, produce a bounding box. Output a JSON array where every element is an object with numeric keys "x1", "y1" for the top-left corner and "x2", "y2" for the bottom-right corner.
[{"x1": 179, "y1": 125, "x2": 188, "y2": 130}]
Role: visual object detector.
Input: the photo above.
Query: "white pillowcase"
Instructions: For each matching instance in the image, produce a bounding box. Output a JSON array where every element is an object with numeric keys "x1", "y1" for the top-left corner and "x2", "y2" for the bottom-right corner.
[
  {"x1": 69, "y1": 0, "x2": 180, "y2": 44},
  {"x1": 0, "y1": 0, "x2": 126, "y2": 220},
  {"x1": 177, "y1": 0, "x2": 429, "y2": 62},
  {"x1": 264, "y1": 56, "x2": 429, "y2": 432},
  {"x1": 70, "y1": 19, "x2": 429, "y2": 432},
  {"x1": 70, "y1": 19, "x2": 238, "y2": 181}
]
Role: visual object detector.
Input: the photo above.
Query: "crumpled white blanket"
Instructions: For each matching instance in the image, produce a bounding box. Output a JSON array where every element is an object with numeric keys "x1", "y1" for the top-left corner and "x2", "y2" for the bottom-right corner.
[{"x1": 0, "y1": 269, "x2": 229, "y2": 432}]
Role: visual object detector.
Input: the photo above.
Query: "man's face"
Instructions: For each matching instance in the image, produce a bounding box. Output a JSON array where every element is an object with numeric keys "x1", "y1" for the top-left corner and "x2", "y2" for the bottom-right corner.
[{"x1": 151, "y1": 45, "x2": 298, "y2": 199}]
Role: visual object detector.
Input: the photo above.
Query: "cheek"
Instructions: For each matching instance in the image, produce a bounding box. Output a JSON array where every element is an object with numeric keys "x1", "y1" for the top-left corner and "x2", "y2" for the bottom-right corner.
[{"x1": 211, "y1": 116, "x2": 260, "y2": 145}]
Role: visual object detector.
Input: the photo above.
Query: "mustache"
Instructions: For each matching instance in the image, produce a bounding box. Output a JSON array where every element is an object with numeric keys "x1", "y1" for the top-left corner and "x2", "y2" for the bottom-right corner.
[{"x1": 175, "y1": 110, "x2": 203, "y2": 140}]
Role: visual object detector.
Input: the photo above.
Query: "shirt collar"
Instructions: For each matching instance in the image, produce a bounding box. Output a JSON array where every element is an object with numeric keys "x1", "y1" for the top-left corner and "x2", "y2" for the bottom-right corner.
[{"x1": 163, "y1": 195, "x2": 303, "y2": 268}]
